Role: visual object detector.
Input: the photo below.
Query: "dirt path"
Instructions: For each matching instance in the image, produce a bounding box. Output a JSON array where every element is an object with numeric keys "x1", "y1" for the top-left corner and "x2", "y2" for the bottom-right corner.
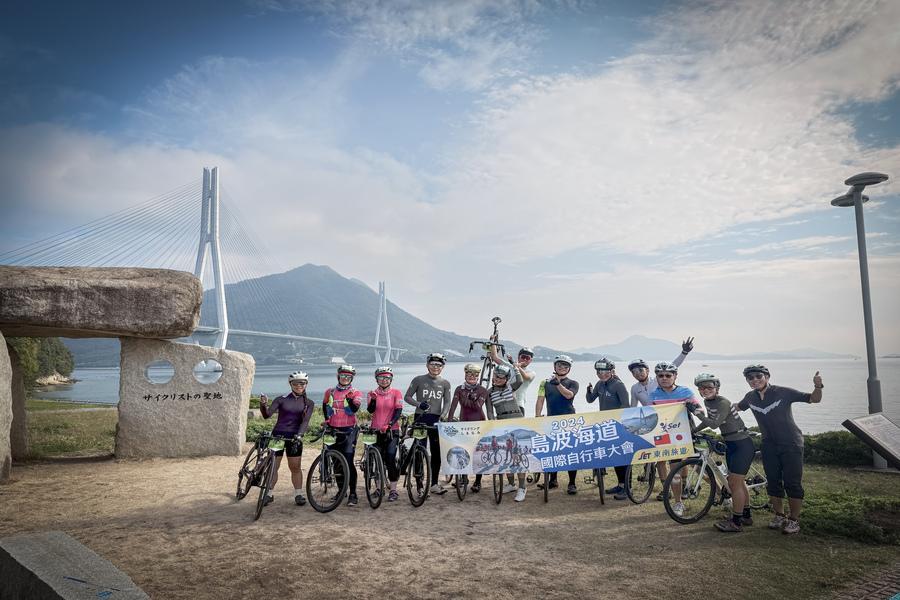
[{"x1": 1, "y1": 448, "x2": 897, "y2": 599}]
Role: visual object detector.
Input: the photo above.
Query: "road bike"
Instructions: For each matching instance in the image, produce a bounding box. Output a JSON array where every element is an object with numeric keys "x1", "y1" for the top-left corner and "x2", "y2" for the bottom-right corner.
[
  {"x1": 305, "y1": 425, "x2": 351, "y2": 514},
  {"x1": 358, "y1": 425, "x2": 387, "y2": 509},
  {"x1": 582, "y1": 468, "x2": 607, "y2": 505},
  {"x1": 397, "y1": 416, "x2": 432, "y2": 507},
  {"x1": 623, "y1": 462, "x2": 657, "y2": 504},
  {"x1": 235, "y1": 431, "x2": 300, "y2": 521},
  {"x1": 662, "y1": 431, "x2": 769, "y2": 524}
]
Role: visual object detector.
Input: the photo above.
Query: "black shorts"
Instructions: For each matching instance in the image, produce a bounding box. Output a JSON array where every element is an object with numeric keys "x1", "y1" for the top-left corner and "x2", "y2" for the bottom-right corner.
[
  {"x1": 272, "y1": 436, "x2": 303, "y2": 458},
  {"x1": 724, "y1": 437, "x2": 755, "y2": 475}
]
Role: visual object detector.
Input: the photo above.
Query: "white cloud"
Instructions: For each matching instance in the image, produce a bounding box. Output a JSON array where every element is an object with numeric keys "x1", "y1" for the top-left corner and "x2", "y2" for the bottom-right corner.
[{"x1": 734, "y1": 235, "x2": 852, "y2": 255}]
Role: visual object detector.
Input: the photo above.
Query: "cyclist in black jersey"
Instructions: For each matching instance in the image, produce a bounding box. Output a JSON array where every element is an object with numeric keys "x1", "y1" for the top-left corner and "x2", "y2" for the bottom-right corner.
[{"x1": 258, "y1": 371, "x2": 316, "y2": 506}]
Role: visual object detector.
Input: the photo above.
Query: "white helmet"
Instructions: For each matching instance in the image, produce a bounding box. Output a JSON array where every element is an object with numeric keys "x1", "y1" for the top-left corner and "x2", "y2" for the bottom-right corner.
[
  {"x1": 464, "y1": 363, "x2": 482, "y2": 374},
  {"x1": 288, "y1": 371, "x2": 308, "y2": 383},
  {"x1": 553, "y1": 355, "x2": 573, "y2": 368}
]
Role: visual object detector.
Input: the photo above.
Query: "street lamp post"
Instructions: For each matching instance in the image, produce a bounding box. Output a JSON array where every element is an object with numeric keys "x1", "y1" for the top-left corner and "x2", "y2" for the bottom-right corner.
[{"x1": 831, "y1": 171, "x2": 889, "y2": 469}]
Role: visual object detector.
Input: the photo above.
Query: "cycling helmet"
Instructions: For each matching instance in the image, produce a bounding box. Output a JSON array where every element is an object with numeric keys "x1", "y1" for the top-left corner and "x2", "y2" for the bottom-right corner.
[
  {"x1": 494, "y1": 364, "x2": 513, "y2": 380},
  {"x1": 288, "y1": 371, "x2": 308, "y2": 383},
  {"x1": 374, "y1": 366, "x2": 393, "y2": 378},
  {"x1": 742, "y1": 364, "x2": 770, "y2": 378},
  {"x1": 337, "y1": 364, "x2": 356, "y2": 376},
  {"x1": 594, "y1": 358, "x2": 615, "y2": 371},
  {"x1": 518, "y1": 347, "x2": 535, "y2": 358},
  {"x1": 628, "y1": 359, "x2": 649, "y2": 371},
  {"x1": 426, "y1": 352, "x2": 446, "y2": 365},
  {"x1": 553, "y1": 355, "x2": 573, "y2": 368},
  {"x1": 694, "y1": 372, "x2": 720, "y2": 387},
  {"x1": 464, "y1": 363, "x2": 482, "y2": 374},
  {"x1": 654, "y1": 361, "x2": 678, "y2": 374}
]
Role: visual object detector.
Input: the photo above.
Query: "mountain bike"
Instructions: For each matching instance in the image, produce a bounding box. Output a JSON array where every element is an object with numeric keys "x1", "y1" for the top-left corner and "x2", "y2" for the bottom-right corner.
[
  {"x1": 662, "y1": 431, "x2": 769, "y2": 524},
  {"x1": 358, "y1": 426, "x2": 387, "y2": 509},
  {"x1": 305, "y1": 425, "x2": 351, "y2": 514},
  {"x1": 624, "y1": 462, "x2": 657, "y2": 504},
  {"x1": 235, "y1": 431, "x2": 299, "y2": 521},
  {"x1": 397, "y1": 417, "x2": 431, "y2": 507}
]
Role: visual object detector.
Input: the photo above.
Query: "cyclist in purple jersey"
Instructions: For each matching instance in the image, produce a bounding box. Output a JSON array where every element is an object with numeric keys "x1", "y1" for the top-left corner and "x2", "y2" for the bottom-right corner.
[
  {"x1": 448, "y1": 363, "x2": 492, "y2": 492},
  {"x1": 259, "y1": 371, "x2": 315, "y2": 506}
]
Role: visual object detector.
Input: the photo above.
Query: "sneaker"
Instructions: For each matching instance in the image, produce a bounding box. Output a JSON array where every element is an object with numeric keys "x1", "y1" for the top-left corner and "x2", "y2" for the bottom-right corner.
[
  {"x1": 782, "y1": 519, "x2": 800, "y2": 535},
  {"x1": 514, "y1": 488, "x2": 527, "y2": 502},
  {"x1": 567, "y1": 483, "x2": 578, "y2": 495},
  {"x1": 502, "y1": 483, "x2": 518, "y2": 494},
  {"x1": 768, "y1": 514, "x2": 787, "y2": 530},
  {"x1": 471, "y1": 482, "x2": 481, "y2": 493},
  {"x1": 714, "y1": 519, "x2": 743, "y2": 532},
  {"x1": 741, "y1": 515, "x2": 754, "y2": 526},
  {"x1": 388, "y1": 490, "x2": 399, "y2": 502},
  {"x1": 537, "y1": 481, "x2": 559, "y2": 490},
  {"x1": 672, "y1": 501, "x2": 685, "y2": 517},
  {"x1": 613, "y1": 489, "x2": 628, "y2": 501},
  {"x1": 605, "y1": 484, "x2": 624, "y2": 495},
  {"x1": 429, "y1": 484, "x2": 447, "y2": 495},
  {"x1": 656, "y1": 492, "x2": 664, "y2": 502},
  {"x1": 347, "y1": 494, "x2": 358, "y2": 507},
  {"x1": 263, "y1": 494, "x2": 274, "y2": 506},
  {"x1": 294, "y1": 493, "x2": 307, "y2": 506}
]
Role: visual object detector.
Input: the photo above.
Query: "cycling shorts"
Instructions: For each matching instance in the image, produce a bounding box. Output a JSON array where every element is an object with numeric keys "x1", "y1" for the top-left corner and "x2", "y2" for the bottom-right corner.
[
  {"x1": 724, "y1": 437, "x2": 755, "y2": 476},
  {"x1": 272, "y1": 435, "x2": 303, "y2": 457}
]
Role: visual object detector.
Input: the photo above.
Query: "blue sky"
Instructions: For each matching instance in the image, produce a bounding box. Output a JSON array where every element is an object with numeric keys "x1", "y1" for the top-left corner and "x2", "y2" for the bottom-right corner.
[{"x1": 1, "y1": 0, "x2": 899, "y2": 355}]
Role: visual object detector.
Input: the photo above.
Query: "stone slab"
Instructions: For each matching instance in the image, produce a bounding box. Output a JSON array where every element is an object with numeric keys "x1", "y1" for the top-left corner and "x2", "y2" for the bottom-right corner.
[
  {"x1": 116, "y1": 338, "x2": 254, "y2": 458},
  {"x1": 0, "y1": 530, "x2": 149, "y2": 599},
  {"x1": 0, "y1": 332, "x2": 11, "y2": 481},
  {"x1": 0, "y1": 266, "x2": 201, "y2": 338},
  {"x1": 7, "y1": 342, "x2": 27, "y2": 460}
]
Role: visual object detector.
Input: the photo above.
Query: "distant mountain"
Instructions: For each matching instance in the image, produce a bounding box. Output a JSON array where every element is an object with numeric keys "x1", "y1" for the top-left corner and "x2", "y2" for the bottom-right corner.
[
  {"x1": 64, "y1": 264, "x2": 581, "y2": 366},
  {"x1": 571, "y1": 335, "x2": 858, "y2": 362}
]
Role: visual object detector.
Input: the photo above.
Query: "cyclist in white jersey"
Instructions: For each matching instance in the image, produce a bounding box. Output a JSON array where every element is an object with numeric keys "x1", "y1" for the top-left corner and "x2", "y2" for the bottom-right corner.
[
  {"x1": 628, "y1": 337, "x2": 694, "y2": 407},
  {"x1": 490, "y1": 339, "x2": 535, "y2": 412}
]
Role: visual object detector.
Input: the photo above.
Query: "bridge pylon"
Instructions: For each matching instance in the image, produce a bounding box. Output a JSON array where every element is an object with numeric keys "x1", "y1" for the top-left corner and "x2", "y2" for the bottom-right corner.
[
  {"x1": 193, "y1": 167, "x2": 229, "y2": 349},
  {"x1": 373, "y1": 281, "x2": 393, "y2": 364}
]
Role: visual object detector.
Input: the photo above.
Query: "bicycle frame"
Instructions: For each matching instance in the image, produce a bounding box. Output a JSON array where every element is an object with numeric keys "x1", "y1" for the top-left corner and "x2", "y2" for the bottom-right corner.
[{"x1": 682, "y1": 433, "x2": 766, "y2": 504}]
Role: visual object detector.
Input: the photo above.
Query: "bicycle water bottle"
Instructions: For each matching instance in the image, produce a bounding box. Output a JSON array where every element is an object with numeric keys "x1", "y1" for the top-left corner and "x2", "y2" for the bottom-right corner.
[{"x1": 716, "y1": 461, "x2": 728, "y2": 477}]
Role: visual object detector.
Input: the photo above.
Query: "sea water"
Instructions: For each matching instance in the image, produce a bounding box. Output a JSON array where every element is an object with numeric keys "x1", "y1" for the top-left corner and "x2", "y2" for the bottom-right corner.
[{"x1": 30, "y1": 358, "x2": 900, "y2": 434}]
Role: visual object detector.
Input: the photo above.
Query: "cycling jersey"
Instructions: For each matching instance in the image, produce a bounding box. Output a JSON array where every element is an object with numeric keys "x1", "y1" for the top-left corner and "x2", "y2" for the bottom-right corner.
[
  {"x1": 629, "y1": 352, "x2": 687, "y2": 407},
  {"x1": 259, "y1": 392, "x2": 315, "y2": 436},
  {"x1": 367, "y1": 387, "x2": 403, "y2": 431},
  {"x1": 490, "y1": 381, "x2": 522, "y2": 419},
  {"x1": 449, "y1": 384, "x2": 490, "y2": 421},
  {"x1": 693, "y1": 395, "x2": 749, "y2": 441},
  {"x1": 404, "y1": 374, "x2": 452, "y2": 420},
  {"x1": 585, "y1": 376, "x2": 629, "y2": 411},
  {"x1": 543, "y1": 377, "x2": 579, "y2": 416},
  {"x1": 737, "y1": 384, "x2": 811, "y2": 447},
  {"x1": 323, "y1": 386, "x2": 362, "y2": 428}
]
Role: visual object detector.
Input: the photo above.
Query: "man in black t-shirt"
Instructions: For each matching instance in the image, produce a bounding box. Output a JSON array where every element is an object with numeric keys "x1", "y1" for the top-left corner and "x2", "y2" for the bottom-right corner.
[{"x1": 735, "y1": 364, "x2": 823, "y2": 535}]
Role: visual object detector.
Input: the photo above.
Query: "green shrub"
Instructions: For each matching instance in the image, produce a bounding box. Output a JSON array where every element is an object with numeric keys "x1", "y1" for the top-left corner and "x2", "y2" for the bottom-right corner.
[
  {"x1": 803, "y1": 492, "x2": 900, "y2": 545},
  {"x1": 803, "y1": 431, "x2": 873, "y2": 467}
]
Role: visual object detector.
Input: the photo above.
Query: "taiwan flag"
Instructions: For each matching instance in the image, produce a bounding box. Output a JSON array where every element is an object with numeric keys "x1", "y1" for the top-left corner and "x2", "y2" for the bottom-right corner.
[{"x1": 653, "y1": 433, "x2": 671, "y2": 446}]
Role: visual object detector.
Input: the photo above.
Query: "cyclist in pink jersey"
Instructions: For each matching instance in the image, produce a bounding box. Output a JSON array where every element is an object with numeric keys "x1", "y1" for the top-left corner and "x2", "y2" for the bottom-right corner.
[
  {"x1": 323, "y1": 364, "x2": 363, "y2": 507},
  {"x1": 366, "y1": 366, "x2": 404, "y2": 502}
]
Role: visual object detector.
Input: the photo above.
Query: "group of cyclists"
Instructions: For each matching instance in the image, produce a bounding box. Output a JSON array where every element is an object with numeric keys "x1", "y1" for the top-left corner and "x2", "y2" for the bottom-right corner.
[{"x1": 257, "y1": 334, "x2": 825, "y2": 535}]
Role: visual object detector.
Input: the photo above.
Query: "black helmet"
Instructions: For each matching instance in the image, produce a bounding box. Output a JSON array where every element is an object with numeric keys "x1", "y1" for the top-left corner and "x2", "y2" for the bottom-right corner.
[
  {"x1": 594, "y1": 358, "x2": 615, "y2": 371},
  {"x1": 743, "y1": 364, "x2": 770, "y2": 378},
  {"x1": 518, "y1": 347, "x2": 534, "y2": 358}
]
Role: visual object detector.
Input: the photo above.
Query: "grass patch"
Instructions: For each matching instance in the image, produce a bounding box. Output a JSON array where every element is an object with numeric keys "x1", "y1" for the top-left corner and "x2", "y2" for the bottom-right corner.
[
  {"x1": 26, "y1": 409, "x2": 117, "y2": 458},
  {"x1": 25, "y1": 399, "x2": 112, "y2": 411}
]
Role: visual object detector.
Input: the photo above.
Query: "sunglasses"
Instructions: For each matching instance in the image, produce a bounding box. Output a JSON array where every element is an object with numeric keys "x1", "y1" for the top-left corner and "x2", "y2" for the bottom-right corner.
[
  {"x1": 746, "y1": 373, "x2": 766, "y2": 381},
  {"x1": 698, "y1": 384, "x2": 716, "y2": 391},
  {"x1": 376, "y1": 375, "x2": 392, "y2": 380},
  {"x1": 290, "y1": 381, "x2": 307, "y2": 385},
  {"x1": 338, "y1": 373, "x2": 353, "y2": 378},
  {"x1": 657, "y1": 373, "x2": 675, "y2": 378}
]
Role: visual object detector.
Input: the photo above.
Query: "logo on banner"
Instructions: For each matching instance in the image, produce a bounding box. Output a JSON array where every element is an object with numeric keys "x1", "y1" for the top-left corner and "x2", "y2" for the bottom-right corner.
[{"x1": 653, "y1": 433, "x2": 671, "y2": 445}]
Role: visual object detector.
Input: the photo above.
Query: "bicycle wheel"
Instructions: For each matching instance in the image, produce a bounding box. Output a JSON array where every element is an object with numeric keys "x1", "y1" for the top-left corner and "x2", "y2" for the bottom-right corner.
[
  {"x1": 543, "y1": 473, "x2": 549, "y2": 503},
  {"x1": 625, "y1": 462, "x2": 656, "y2": 505},
  {"x1": 364, "y1": 449, "x2": 386, "y2": 509},
  {"x1": 236, "y1": 446, "x2": 261, "y2": 500},
  {"x1": 594, "y1": 468, "x2": 605, "y2": 505},
  {"x1": 663, "y1": 458, "x2": 717, "y2": 524},
  {"x1": 492, "y1": 474, "x2": 503, "y2": 505},
  {"x1": 406, "y1": 445, "x2": 430, "y2": 507},
  {"x1": 745, "y1": 465, "x2": 769, "y2": 510},
  {"x1": 306, "y1": 450, "x2": 350, "y2": 513},
  {"x1": 254, "y1": 454, "x2": 275, "y2": 521},
  {"x1": 455, "y1": 474, "x2": 468, "y2": 501},
  {"x1": 521, "y1": 455, "x2": 529, "y2": 470}
]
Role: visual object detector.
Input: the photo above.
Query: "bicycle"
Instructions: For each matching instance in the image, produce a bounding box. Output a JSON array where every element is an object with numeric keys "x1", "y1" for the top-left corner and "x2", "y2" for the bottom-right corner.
[
  {"x1": 582, "y1": 468, "x2": 607, "y2": 505},
  {"x1": 305, "y1": 424, "x2": 351, "y2": 514},
  {"x1": 358, "y1": 425, "x2": 387, "y2": 509},
  {"x1": 397, "y1": 417, "x2": 432, "y2": 507},
  {"x1": 662, "y1": 431, "x2": 769, "y2": 524},
  {"x1": 623, "y1": 462, "x2": 657, "y2": 504},
  {"x1": 235, "y1": 431, "x2": 299, "y2": 521},
  {"x1": 455, "y1": 474, "x2": 468, "y2": 501}
]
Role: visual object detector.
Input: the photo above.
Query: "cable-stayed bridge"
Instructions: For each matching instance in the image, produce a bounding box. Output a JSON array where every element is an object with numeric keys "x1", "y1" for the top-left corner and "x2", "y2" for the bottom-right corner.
[{"x1": 0, "y1": 167, "x2": 403, "y2": 363}]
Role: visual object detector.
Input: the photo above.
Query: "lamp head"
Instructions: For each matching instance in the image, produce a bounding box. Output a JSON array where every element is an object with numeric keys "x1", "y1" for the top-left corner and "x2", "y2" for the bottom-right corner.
[
  {"x1": 844, "y1": 172, "x2": 889, "y2": 187},
  {"x1": 831, "y1": 193, "x2": 869, "y2": 207}
]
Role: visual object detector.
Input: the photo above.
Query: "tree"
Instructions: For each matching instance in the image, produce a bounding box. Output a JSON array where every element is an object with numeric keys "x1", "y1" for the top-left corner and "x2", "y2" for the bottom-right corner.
[{"x1": 6, "y1": 337, "x2": 75, "y2": 386}]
